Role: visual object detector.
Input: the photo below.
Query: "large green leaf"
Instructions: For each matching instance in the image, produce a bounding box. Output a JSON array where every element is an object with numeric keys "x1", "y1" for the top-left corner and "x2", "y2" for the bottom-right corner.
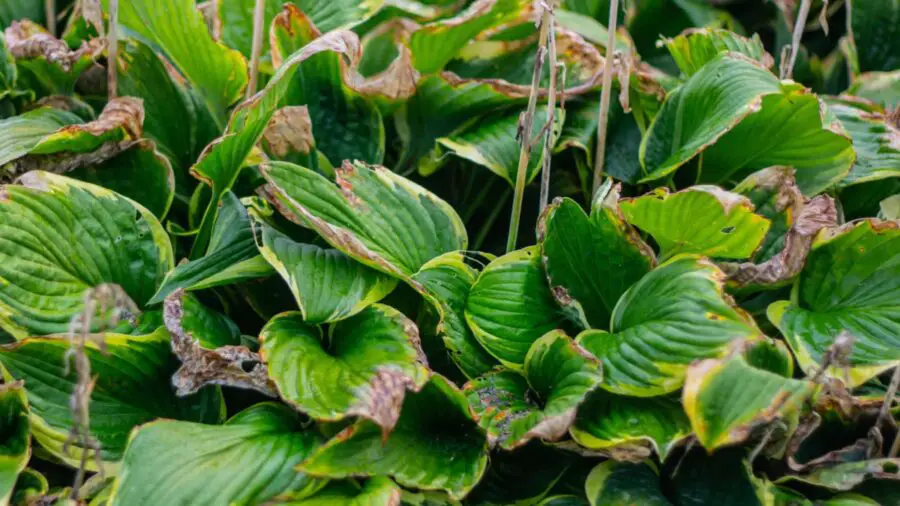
[
  {"x1": 270, "y1": 5, "x2": 385, "y2": 167},
  {"x1": 0, "y1": 329, "x2": 223, "y2": 468},
  {"x1": 847, "y1": 71, "x2": 900, "y2": 108},
  {"x1": 662, "y1": 28, "x2": 773, "y2": 77},
  {"x1": 256, "y1": 223, "x2": 397, "y2": 324},
  {"x1": 464, "y1": 330, "x2": 603, "y2": 449},
  {"x1": 292, "y1": 0, "x2": 386, "y2": 32},
  {"x1": 113, "y1": 0, "x2": 248, "y2": 124},
  {"x1": 824, "y1": 97, "x2": 900, "y2": 186},
  {"x1": 260, "y1": 305, "x2": 429, "y2": 432},
  {"x1": 408, "y1": 0, "x2": 521, "y2": 74},
  {"x1": 0, "y1": 108, "x2": 80, "y2": 169},
  {"x1": 436, "y1": 105, "x2": 564, "y2": 185},
  {"x1": 411, "y1": 252, "x2": 499, "y2": 380},
  {"x1": 850, "y1": 0, "x2": 900, "y2": 72},
  {"x1": 640, "y1": 54, "x2": 855, "y2": 195},
  {"x1": 584, "y1": 461, "x2": 670, "y2": 506},
  {"x1": 217, "y1": 0, "x2": 283, "y2": 66},
  {"x1": 577, "y1": 255, "x2": 761, "y2": 396},
  {"x1": 301, "y1": 375, "x2": 489, "y2": 500},
  {"x1": 619, "y1": 186, "x2": 771, "y2": 261},
  {"x1": 570, "y1": 391, "x2": 690, "y2": 461},
  {"x1": 768, "y1": 219, "x2": 900, "y2": 387},
  {"x1": 284, "y1": 477, "x2": 402, "y2": 505},
  {"x1": 116, "y1": 38, "x2": 205, "y2": 169},
  {"x1": 670, "y1": 449, "x2": 767, "y2": 506},
  {"x1": 108, "y1": 403, "x2": 325, "y2": 506},
  {"x1": 0, "y1": 172, "x2": 173, "y2": 338},
  {"x1": 262, "y1": 160, "x2": 467, "y2": 279},
  {"x1": 0, "y1": 2, "x2": 43, "y2": 28},
  {"x1": 465, "y1": 443, "x2": 575, "y2": 505},
  {"x1": 0, "y1": 383, "x2": 28, "y2": 505},
  {"x1": 697, "y1": 85, "x2": 855, "y2": 196},
  {"x1": 540, "y1": 194, "x2": 655, "y2": 330},
  {"x1": 640, "y1": 54, "x2": 782, "y2": 181},
  {"x1": 683, "y1": 354, "x2": 814, "y2": 451},
  {"x1": 465, "y1": 247, "x2": 568, "y2": 367},
  {"x1": 151, "y1": 192, "x2": 272, "y2": 304}
]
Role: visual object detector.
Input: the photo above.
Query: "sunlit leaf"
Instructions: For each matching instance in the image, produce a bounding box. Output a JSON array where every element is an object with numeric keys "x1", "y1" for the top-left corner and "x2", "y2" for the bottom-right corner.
[{"x1": 663, "y1": 28, "x2": 773, "y2": 77}]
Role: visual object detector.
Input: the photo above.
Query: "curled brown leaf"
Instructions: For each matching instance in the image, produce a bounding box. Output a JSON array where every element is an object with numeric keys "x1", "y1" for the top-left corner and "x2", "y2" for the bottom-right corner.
[{"x1": 4, "y1": 20, "x2": 105, "y2": 72}]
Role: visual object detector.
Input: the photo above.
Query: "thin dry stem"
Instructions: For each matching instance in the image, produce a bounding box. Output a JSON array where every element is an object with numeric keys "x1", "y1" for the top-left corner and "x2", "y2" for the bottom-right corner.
[
  {"x1": 538, "y1": 5, "x2": 561, "y2": 212},
  {"x1": 591, "y1": 0, "x2": 620, "y2": 195},
  {"x1": 875, "y1": 365, "x2": 900, "y2": 457},
  {"x1": 247, "y1": 0, "x2": 266, "y2": 97},
  {"x1": 64, "y1": 284, "x2": 138, "y2": 500},
  {"x1": 107, "y1": 0, "x2": 119, "y2": 100},
  {"x1": 45, "y1": 0, "x2": 56, "y2": 36},
  {"x1": 506, "y1": 5, "x2": 552, "y2": 253},
  {"x1": 782, "y1": 0, "x2": 812, "y2": 79}
]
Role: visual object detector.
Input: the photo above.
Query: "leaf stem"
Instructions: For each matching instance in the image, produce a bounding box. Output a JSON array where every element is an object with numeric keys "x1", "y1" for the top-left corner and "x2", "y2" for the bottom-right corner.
[
  {"x1": 247, "y1": 0, "x2": 266, "y2": 97},
  {"x1": 108, "y1": 0, "x2": 118, "y2": 100},
  {"x1": 506, "y1": 6, "x2": 552, "y2": 252},
  {"x1": 782, "y1": 0, "x2": 812, "y2": 79},
  {"x1": 591, "y1": 0, "x2": 619, "y2": 196},
  {"x1": 45, "y1": 0, "x2": 56, "y2": 35},
  {"x1": 538, "y1": 9, "x2": 560, "y2": 213}
]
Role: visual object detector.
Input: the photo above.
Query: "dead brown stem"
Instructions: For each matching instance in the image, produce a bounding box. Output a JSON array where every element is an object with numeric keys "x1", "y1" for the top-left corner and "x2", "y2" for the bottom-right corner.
[
  {"x1": 247, "y1": 0, "x2": 266, "y2": 97},
  {"x1": 591, "y1": 0, "x2": 619, "y2": 195}
]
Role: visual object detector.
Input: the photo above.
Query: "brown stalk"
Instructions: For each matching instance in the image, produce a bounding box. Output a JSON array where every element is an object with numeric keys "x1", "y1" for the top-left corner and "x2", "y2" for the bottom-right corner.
[
  {"x1": 247, "y1": 0, "x2": 266, "y2": 97},
  {"x1": 45, "y1": 0, "x2": 56, "y2": 36},
  {"x1": 591, "y1": 0, "x2": 619, "y2": 195},
  {"x1": 108, "y1": 0, "x2": 118, "y2": 99},
  {"x1": 506, "y1": 2, "x2": 553, "y2": 252},
  {"x1": 538, "y1": 7, "x2": 562, "y2": 213},
  {"x1": 781, "y1": 0, "x2": 812, "y2": 79},
  {"x1": 64, "y1": 284, "x2": 138, "y2": 500}
]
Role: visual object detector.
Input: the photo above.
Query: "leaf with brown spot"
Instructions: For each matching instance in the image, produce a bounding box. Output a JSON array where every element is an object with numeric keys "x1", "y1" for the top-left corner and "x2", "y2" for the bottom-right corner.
[
  {"x1": 259, "y1": 305, "x2": 429, "y2": 434},
  {"x1": 463, "y1": 330, "x2": 602, "y2": 450}
]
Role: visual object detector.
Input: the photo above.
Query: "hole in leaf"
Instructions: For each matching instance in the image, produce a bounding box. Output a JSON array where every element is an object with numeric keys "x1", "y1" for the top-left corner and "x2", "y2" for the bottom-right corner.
[
  {"x1": 721, "y1": 226, "x2": 736, "y2": 234},
  {"x1": 240, "y1": 360, "x2": 260, "y2": 373}
]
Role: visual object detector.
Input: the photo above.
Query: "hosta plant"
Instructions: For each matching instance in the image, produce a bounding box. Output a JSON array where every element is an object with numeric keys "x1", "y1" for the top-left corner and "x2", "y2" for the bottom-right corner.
[{"x1": 0, "y1": 0, "x2": 897, "y2": 504}]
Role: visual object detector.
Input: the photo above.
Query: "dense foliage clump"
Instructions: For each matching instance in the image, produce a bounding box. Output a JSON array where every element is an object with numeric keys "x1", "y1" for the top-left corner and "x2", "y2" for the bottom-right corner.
[{"x1": 0, "y1": 0, "x2": 897, "y2": 504}]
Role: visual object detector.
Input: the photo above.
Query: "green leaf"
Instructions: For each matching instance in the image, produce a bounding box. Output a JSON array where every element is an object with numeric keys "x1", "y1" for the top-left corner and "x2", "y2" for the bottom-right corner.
[
  {"x1": 262, "y1": 160, "x2": 467, "y2": 279},
  {"x1": 291, "y1": 0, "x2": 386, "y2": 32},
  {"x1": 0, "y1": 108, "x2": 81, "y2": 168},
  {"x1": 218, "y1": 0, "x2": 283, "y2": 67},
  {"x1": 411, "y1": 252, "x2": 499, "y2": 380},
  {"x1": 464, "y1": 330, "x2": 602, "y2": 449},
  {"x1": 270, "y1": 6, "x2": 385, "y2": 166},
  {"x1": 682, "y1": 354, "x2": 813, "y2": 450},
  {"x1": 584, "y1": 461, "x2": 670, "y2": 506},
  {"x1": 669, "y1": 448, "x2": 766, "y2": 506},
  {"x1": 639, "y1": 55, "x2": 782, "y2": 181},
  {"x1": 190, "y1": 23, "x2": 416, "y2": 257},
  {"x1": 465, "y1": 247, "x2": 568, "y2": 367},
  {"x1": 847, "y1": 71, "x2": 900, "y2": 109},
  {"x1": 577, "y1": 255, "x2": 761, "y2": 396},
  {"x1": 0, "y1": 382, "x2": 28, "y2": 505},
  {"x1": 4, "y1": 20, "x2": 101, "y2": 96},
  {"x1": 824, "y1": 97, "x2": 900, "y2": 186},
  {"x1": 116, "y1": 38, "x2": 205, "y2": 169},
  {"x1": 0, "y1": 172, "x2": 173, "y2": 338},
  {"x1": 10, "y1": 468, "x2": 48, "y2": 506},
  {"x1": 776, "y1": 459, "x2": 900, "y2": 492},
  {"x1": 619, "y1": 186, "x2": 771, "y2": 260},
  {"x1": 113, "y1": 0, "x2": 248, "y2": 124},
  {"x1": 540, "y1": 195, "x2": 655, "y2": 330},
  {"x1": 0, "y1": 2, "x2": 44, "y2": 29},
  {"x1": 466, "y1": 443, "x2": 575, "y2": 505},
  {"x1": 396, "y1": 74, "x2": 521, "y2": 175},
  {"x1": 850, "y1": 0, "x2": 900, "y2": 72},
  {"x1": 301, "y1": 375, "x2": 489, "y2": 500},
  {"x1": 697, "y1": 85, "x2": 855, "y2": 196},
  {"x1": 151, "y1": 192, "x2": 272, "y2": 305},
  {"x1": 108, "y1": 403, "x2": 325, "y2": 506},
  {"x1": 539, "y1": 496, "x2": 589, "y2": 506},
  {"x1": 0, "y1": 329, "x2": 224, "y2": 468},
  {"x1": 256, "y1": 223, "x2": 397, "y2": 324},
  {"x1": 260, "y1": 305, "x2": 429, "y2": 432},
  {"x1": 570, "y1": 391, "x2": 690, "y2": 461},
  {"x1": 437, "y1": 105, "x2": 564, "y2": 185},
  {"x1": 662, "y1": 28, "x2": 773, "y2": 77},
  {"x1": 69, "y1": 141, "x2": 176, "y2": 220},
  {"x1": 768, "y1": 219, "x2": 900, "y2": 387},
  {"x1": 169, "y1": 291, "x2": 241, "y2": 349},
  {"x1": 408, "y1": 0, "x2": 521, "y2": 74},
  {"x1": 283, "y1": 477, "x2": 402, "y2": 505}
]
